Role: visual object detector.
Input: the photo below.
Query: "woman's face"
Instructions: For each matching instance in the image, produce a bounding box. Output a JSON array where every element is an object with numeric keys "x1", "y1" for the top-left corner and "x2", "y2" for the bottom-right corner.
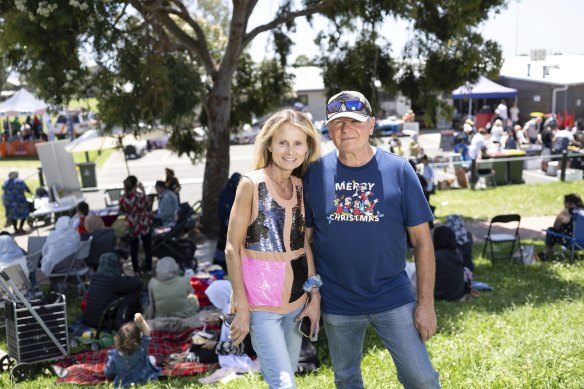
[{"x1": 267, "y1": 123, "x2": 309, "y2": 172}]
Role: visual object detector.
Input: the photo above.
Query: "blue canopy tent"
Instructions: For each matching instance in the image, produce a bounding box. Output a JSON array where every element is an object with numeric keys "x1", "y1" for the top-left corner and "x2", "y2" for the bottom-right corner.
[{"x1": 452, "y1": 76, "x2": 518, "y2": 115}]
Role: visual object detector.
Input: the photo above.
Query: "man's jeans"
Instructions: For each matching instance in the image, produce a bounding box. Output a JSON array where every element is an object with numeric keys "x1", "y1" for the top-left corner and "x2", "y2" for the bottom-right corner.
[
  {"x1": 250, "y1": 307, "x2": 303, "y2": 389},
  {"x1": 323, "y1": 302, "x2": 440, "y2": 389}
]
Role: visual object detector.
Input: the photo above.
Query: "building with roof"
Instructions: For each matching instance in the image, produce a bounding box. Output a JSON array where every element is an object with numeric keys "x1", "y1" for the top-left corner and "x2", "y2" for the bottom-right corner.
[
  {"x1": 289, "y1": 66, "x2": 411, "y2": 125},
  {"x1": 498, "y1": 53, "x2": 584, "y2": 123}
]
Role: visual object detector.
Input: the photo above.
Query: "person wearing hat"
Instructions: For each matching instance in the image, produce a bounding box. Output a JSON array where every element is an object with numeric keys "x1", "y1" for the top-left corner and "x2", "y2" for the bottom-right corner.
[
  {"x1": 164, "y1": 168, "x2": 181, "y2": 202},
  {"x1": 153, "y1": 180, "x2": 179, "y2": 227},
  {"x1": 303, "y1": 91, "x2": 440, "y2": 387}
]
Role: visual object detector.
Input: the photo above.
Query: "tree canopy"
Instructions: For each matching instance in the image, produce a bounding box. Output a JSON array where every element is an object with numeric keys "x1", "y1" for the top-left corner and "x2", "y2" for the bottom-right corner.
[{"x1": 0, "y1": 0, "x2": 507, "y2": 233}]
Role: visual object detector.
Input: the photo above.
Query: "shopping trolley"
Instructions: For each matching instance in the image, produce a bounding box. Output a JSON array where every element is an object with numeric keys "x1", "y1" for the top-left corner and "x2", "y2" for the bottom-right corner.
[{"x1": 0, "y1": 267, "x2": 71, "y2": 382}]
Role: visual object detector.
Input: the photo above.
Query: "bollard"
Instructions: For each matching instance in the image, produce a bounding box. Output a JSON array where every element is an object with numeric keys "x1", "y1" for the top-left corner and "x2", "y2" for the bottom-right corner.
[
  {"x1": 37, "y1": 166, "x2": 44, "y2": 187},
  {"x1": 560, "y1": 150, "x2": 568, "y2": 181}
]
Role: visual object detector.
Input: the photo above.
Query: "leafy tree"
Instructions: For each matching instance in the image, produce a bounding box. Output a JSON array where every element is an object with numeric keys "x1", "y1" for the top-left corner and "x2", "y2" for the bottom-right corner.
[{"x1": 0, "y1": 0, "x2": 507, "y2": 233}]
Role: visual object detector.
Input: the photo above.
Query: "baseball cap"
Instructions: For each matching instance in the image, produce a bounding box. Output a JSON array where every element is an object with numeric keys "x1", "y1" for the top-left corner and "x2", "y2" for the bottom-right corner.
[{"x1": 325, "y1": 91, "x2": 373, "y2": 126}]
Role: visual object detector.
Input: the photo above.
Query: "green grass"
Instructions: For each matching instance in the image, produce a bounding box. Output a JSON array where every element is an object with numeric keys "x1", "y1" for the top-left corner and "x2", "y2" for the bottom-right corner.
[
  {"x1": 0, "y1": 150, "x2": 113, "y2": 227},
  {"x1": 1, "y1": 182, "x2": 583, "y2": 387}
]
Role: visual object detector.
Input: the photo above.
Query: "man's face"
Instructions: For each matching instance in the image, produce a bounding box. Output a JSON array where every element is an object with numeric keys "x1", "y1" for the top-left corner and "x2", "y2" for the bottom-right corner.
[
  {"x1": 155, "y1": 185, "x2": 164, "y2": 195},
  {"x1": 327, "y1": 117, "x2": 375, "y2": 154}
]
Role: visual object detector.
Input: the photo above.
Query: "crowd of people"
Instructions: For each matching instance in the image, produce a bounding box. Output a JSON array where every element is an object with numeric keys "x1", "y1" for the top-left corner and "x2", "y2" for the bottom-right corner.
[{"x1": 0, "y1": 91, "x2": 582, "y2": 389}]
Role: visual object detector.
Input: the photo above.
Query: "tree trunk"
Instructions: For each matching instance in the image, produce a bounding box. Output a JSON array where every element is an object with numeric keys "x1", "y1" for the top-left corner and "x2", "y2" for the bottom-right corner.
[{"x1": 200, "y1": 76, "x2": 232, "y2": 237}]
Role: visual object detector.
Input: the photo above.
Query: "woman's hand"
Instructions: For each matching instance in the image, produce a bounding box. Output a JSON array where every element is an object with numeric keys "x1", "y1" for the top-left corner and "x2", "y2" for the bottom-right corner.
[
  {"x1": 296, "y1": 292, "x2": 321, "y2": 337},
  {"x1": 229, "y1": 310, "x2": 250, "y2": 346}
]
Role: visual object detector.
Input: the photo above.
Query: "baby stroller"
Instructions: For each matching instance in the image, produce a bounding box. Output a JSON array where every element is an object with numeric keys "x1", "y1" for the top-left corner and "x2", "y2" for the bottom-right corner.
[
  {"x1": 27, "y1": 187, "x2": 51, "y2": 227},
  {"x1": 151, "y1": 202, "x2": 199, "y2": 270},
  {"x1": 0, "y1": 266, "x2": 71, "y2": 382}
]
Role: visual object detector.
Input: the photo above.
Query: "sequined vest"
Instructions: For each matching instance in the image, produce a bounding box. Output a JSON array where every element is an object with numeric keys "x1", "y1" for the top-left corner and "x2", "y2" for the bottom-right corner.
[{"x1": 239, "y1": 169, "x2": 309, "y2": 314}]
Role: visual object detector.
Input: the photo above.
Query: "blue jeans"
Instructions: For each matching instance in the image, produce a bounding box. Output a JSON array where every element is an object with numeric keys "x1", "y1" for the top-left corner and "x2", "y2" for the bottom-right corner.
[
  {"x1": 323, "y1": 302, "x2": 440, "y2": 389},
  {"x1": 250, "y1": 307, "x2": 303, "y2": 389}
]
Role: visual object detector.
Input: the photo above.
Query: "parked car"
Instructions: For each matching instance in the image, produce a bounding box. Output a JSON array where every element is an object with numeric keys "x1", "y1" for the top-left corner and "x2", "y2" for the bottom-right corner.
[{"x1": 54, "y1": 111, "x2": 97, "y2": 139}]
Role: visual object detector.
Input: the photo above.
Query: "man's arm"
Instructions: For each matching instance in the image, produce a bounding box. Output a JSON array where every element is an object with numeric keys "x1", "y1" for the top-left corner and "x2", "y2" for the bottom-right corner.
[{"x1": 407, "y1": 222, "x2": 436, "y2": 343}]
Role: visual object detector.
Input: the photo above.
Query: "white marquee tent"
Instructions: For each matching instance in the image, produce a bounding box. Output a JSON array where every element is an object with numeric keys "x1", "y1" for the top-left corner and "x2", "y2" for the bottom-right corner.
[{"x1": 0, "y1": 88, "x2": 48, "y2": 115}]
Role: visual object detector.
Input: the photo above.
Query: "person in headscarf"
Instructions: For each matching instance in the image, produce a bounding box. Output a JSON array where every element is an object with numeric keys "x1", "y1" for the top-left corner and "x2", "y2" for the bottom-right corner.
[
  {"x1": 433, "y1": 226, "x2": 468, "y2": 301},
  {"x1": 146, "y1": 256, "x2": 199, "y2": 318},
  {"x1": 0, "y1": 234, "x2": 28, "y2": 277},
  {"x1": 213, "y1": 172, "x2": 241, "y2": 273},
  {"x1": 82, "y1": 253, "x2": 143, "y2": 329},
  {"x1": 2, "y1": 170, "x2": 32, "y2": 234},
  {"x1": 40, "y1": 216, "x2": 80, "y2": 274},
  {"x1": 82, "y1": 214, "x2": 117, "y2": 270}
]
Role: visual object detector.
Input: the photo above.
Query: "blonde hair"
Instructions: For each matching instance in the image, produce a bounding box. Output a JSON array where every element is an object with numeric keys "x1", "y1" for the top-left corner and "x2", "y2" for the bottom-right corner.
[{"x1": 252, "y1": 109, "x2": 321, "y2": 177}]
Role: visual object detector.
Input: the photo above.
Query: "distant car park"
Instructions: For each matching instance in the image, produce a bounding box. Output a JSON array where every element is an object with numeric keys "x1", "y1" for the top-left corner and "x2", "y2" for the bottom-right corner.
[{"x1": 54, "y1": 112, "x2": 97, "y2": 139}]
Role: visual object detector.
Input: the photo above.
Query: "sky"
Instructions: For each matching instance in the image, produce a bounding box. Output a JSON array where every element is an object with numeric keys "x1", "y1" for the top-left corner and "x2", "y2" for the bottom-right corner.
[{"x1": 247, "y1": 0, "x2": 584, "y2": 62}]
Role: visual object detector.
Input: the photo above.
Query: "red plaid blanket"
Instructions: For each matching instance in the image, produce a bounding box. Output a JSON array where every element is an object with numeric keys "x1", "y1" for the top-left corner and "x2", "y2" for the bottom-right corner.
[{"x1": 54, "y1": 328, "x2": 219, "y2": 385}]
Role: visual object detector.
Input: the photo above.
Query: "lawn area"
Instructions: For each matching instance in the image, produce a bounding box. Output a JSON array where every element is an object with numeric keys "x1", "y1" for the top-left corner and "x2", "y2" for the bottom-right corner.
[
  {"x1": 0, "y1": 149, "x2": 113, "y2": 227},
  {"x1": 0, "y1": 181, "x2": 583, "y2": 387}
]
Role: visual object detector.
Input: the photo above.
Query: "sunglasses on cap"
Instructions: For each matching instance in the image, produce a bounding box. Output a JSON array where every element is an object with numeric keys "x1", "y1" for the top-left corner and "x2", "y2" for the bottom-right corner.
[{"x1": 326, "y1": 99, "x2": 371, "y2": 116}]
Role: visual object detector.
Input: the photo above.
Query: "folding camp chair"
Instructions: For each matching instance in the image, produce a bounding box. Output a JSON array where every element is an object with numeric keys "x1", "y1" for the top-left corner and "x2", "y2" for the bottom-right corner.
[
  {"x1": 25, "y1": 250, "x2": 43, "y2": 293},
  {"x1": 482, "y1": 214, "x2": 521, "y2": 261},
  {"x1": 27, "y1": 236, "x2": 47, "y2": 256},
  {"x1": 48, "y1": 237, "x2": 93, "y2": 294},
  {"x1": 476, "y1": 160, "x2": 496, "y2": 188},
  {"x1": 545, "y1": 209, "x2": 584, "y2": 261},
  {"x1": 103, "y1": 188, "x2": 124, "y2": 208}
]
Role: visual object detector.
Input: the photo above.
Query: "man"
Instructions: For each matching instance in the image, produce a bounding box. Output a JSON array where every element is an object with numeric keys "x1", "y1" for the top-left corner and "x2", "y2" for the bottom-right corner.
[
  {"x1": 523, "y1": 116, "x2": 542, "y2": 144},
  {"x1": 495, "y1": 99, "x2": 508, "y2": 129},
  {"x1": 154, "y1": 180, "x2": 178, "y2": 226},
  {"x1": 468, "y1": 127, "x2": 487, "y2": 189},
  {"x1": 303, "y1": 91, "x2": 440, "y2": 388}
]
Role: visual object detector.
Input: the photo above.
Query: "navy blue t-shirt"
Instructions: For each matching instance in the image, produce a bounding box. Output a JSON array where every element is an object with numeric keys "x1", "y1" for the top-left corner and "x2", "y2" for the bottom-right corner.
[{"x1": 303, "y1": 149, "x2": 434, "y2": 315}]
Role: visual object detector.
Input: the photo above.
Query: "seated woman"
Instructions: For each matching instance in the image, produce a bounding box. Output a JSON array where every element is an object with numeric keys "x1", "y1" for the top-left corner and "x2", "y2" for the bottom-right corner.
[
  {"x1": 0, "y1": 234, "x2": 29, "y2": 278},
  {"x1": 146, "y1": 257, "x2": 199, "y2": 318},
  {"x1": 433, "y1": 225, "x2": 469, "y2": 301},
  {"x1": 82, "y1": 253, "x2": 143, "y2": 330},
  {"x1": 445, "y1": 214, "x2": 475, "y2": 271},
  {"x1": 40, "y1": 216, "x2": 80, "y2": 275},
  {"x1": 82, "y1": 214, "x2": 117, "y2": 270},
  {"x1": 542, "y1": 193, "x2": 584, "y2": 260}
]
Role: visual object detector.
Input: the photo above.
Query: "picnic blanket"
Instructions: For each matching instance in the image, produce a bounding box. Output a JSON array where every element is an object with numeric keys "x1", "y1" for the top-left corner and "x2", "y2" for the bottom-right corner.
[{"x1": 54, "y1": 328, "x2": 219, "y2": 385}]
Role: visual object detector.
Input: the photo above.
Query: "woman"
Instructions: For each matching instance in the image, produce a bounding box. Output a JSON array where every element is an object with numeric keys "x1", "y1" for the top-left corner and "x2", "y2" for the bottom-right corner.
[
  {"x1": 82, "y1": 253, "x2": 143, "y2": 330},
  {"x1": 2, "y1": 170, "x2": 31, "y2": 234},
  {"x1": 119, "y1": 176, "x2": 152, "y2": 274},
  {"x1": 433, "y1": 226, "x2": 468, "y2": 301},
  {"x1": 164, "y1": 168, "x2": 181, "y2": 202},
  {"x1": 0, "y1": 234, "x2": 28, "y2": 277},
  {"x1": 542, "y1": 193, "x2": 584, "y2": 260},
  {"x1": 40, "y1": 216, "x2": 80, "y2": 275},
  {"x1": 225, "y1": 109, "x2": 322, "y2": 388},
  {"x1": 83, "y1": 214, "x2": 117, "y2": 270},
  {"x1": 146, "y1": 256, "x2": 199, "y2": 318}
]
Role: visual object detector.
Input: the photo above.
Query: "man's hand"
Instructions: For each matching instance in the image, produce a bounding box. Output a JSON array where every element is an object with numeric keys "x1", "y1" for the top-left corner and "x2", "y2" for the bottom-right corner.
[{"x1": 413, "y1": 304, "x2": 437, "y2": 343}]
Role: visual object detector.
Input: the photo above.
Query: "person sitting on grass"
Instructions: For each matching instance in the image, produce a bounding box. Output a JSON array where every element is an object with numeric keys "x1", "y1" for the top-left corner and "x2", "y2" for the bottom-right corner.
[
  {"x1": 541, "y1": 193, "x2": 584, "y2": 261},
  {"x1": 81, "y1": 253, "x2": 143, "y2": 330},
  {"x1": 145, "y1": 256, "x2": 199, "y2": 319},
  {"x1": 105, "y1": 313, "x2": 161, "y2": 388},
  {"x1": 433, "y1": 225, "x2": 472, "y2": 301}
]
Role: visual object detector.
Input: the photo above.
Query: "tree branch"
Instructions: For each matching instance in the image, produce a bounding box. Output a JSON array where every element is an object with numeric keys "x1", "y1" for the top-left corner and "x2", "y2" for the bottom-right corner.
[
  {"x1": 129, "y1": 0, "x2": 215, "y2": 75},
  {"x1": 242, "y1": 0, "x2": 335, "y2": 48}
]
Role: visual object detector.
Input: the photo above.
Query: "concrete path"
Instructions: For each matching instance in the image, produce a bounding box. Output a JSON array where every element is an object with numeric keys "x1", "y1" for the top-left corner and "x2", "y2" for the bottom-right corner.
[{"x1": 464, "y1": 215, "x2": 555, "y2": 242}]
